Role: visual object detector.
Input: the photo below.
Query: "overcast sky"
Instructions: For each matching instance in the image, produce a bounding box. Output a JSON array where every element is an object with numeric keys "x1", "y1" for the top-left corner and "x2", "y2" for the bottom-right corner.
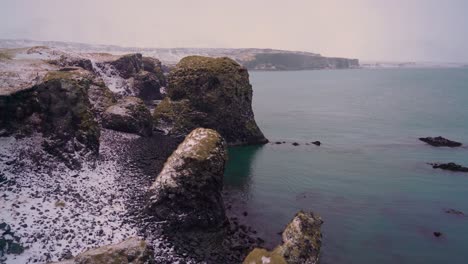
[{"x1": 1, "y1": 0, "x2": 467, "y2": 62}]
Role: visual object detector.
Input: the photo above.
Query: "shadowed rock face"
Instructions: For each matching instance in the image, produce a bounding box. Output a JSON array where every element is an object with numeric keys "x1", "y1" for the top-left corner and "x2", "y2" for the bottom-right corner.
[
  {"x1": 244, "y1": 211, "x2": 323, "y2": 264},
  {"x1": 153, "y1": 56, "x2": 268, "y2": 146},
  {"x1": 102, "y1": 97, "x2": 153, "y2": 137},
  {"x1": 146, "y1": 128, "x2": 228, "y2": 230},
  {"x1": 110, "y1": 54, "x2": 166, "y2": 101},
  {"x1": 0, "y1": 70, "x2": 100, "y2": 168},
  {"x1": 52, "y1": 237, "x2": 155, "y2": 264}
]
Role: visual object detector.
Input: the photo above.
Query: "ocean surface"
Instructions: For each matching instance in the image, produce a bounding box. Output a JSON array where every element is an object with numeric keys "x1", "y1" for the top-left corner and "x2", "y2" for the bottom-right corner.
[{"x1": 224, "y1": 68, "x2": 468, "y2": 264}]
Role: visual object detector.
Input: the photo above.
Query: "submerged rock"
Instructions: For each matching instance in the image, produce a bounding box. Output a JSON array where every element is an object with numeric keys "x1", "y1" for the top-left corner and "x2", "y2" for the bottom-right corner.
[
  {"x1": 146, "y1": 128, "x2": 228, "y2": 230},
  {"x1": 445, "y1": 208, "x2": 465, "y2": 216},
  {"x1": 419, "y1": 136, "x2": 462, "y2": 147},
  {"x1": 103, "y1": 97, "x2": 152, "y2": 136},
  {"x1": 244, "y1": 211, "x2": 323, "y2": 264},
  {"x1": 430, "y1": 162, "x2": 468, "y2": 172},
  {"x1": 53, "y1": 237, "x2": 154, "y2": 264},
  {"x1": 153, "y1": 56, "x2": 268, "y2": 146}
]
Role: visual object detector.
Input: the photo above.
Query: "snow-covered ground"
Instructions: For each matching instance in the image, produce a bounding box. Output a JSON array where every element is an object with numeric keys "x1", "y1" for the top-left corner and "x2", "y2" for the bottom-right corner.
[{"x1": 0, "y1": 132, "x2": 139, "y2": 263}]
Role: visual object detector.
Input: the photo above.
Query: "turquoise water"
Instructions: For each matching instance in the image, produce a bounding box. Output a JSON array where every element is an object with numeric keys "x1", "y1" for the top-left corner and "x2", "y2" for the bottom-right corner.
[{"x1": 224, "y1": 69, "x2": 468, "y2": 264}]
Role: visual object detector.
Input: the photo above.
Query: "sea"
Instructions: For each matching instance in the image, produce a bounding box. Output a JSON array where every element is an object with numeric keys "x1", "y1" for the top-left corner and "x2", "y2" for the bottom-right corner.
[{"x1": 224, "y1": 68, "x2": 468, "y2": 264}]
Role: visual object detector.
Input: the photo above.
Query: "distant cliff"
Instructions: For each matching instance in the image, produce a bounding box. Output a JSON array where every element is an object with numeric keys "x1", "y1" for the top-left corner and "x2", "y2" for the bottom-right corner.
[
  {"x1": 240, "y1": 53, "x2": 359, "y2": 71},
  {"x1": 0, "y1": 39, "x2": 359, "y2": 71}
]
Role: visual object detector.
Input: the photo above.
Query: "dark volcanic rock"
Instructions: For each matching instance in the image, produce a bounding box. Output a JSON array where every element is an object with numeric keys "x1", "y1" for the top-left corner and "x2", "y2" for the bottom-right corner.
[
  {"x1": 49, "y1": 55, "x2": 94, "y2": 72},
  {"x1": 0, "y1": 70, "x2": 100, "y2": 168},
  {"x1": 110, "y1": 53, "x2": 166, "y2": 101},
  {"x1": 111, "y1": 53, "x2": 144, "y2": 79},
  {"x1": 153, "y1": 56, "x2": 268, "y2": 146},
  {"x1": 146, "y1": 128, "x2": 228, "y2": 230},
  {"x1": 244, "y1": 211, "x2": 323, "y2": 264},
  {"x1": 445, "y1": 208, "x2": 465, "y2": 216},
  {"x1": 430, "y1": 162, "x2": 468, "y2": 172},
  {"x1": 102, "y1": 97, "x2": 152, "y2": 137},
  {"x1": 419, "y1": 136, "x2": 462, "y2": 147},
  {"x1": 52, "y1": 237, "x2": 154, "y2": 264},
  {"x1": 312, "y1": 141, "x2": 321, "y2": 146}
]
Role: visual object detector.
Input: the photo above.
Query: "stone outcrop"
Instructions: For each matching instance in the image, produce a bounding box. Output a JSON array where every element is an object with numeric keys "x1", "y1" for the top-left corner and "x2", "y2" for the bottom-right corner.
[
  {"x1": 244, "y1": 211, "x2": 323, "y2": 264},
  {"x1": 419, "y1": 136, "x2": 462, "y2": 147},
  {"x1": 153, "y1": 56, "x2": 268, "y2": 145},
  {"x1": 52, "y1": 237, "x2": 154, "y2": 264},
  {"x1": 0, "y1": 69, "x2": 100, "y2": 168},
  {"x1": 102, "y1": 97, "x2": 152, "y2": 136},
  {"x1": 145, "y1": 128, "x2": 228, "y2": 230},
  {"x1": 110, "y1": 54, "x2": 166, "y2": 101},
  {"x1": 429, "y1": 162, "x2": 468, "y2": 172}
]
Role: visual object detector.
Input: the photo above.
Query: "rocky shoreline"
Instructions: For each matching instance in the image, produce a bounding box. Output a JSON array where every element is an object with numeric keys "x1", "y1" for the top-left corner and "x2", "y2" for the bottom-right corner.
[{"x1": 1, "y1": 45, "x2": 324, "y2": 264}]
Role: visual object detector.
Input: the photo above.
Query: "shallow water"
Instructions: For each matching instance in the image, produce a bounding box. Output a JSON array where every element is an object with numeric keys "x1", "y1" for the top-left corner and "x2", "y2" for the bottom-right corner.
[{"x1": 224, "y1": 68, "x2": 468, "y2": 264}]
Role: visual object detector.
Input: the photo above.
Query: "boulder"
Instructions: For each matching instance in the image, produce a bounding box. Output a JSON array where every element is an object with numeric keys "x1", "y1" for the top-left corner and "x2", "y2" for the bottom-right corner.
[
  {"x1": 429, "y1": 162, "x2": 468, "y2": 172},
  {"x1": 52, "y1": 237, "x2": 154, "y2": 264},
  {"x1": 153, "y1": 56, "x2": 268, "y2": 146},
  {"x1": 419, "y1": 136, "x2": 462, "y2": 147},
  {"x1": 146, "y1": 128, "x2": 228, "y2": 230},
  {"x1": 102, "y1": 97, "x2": 152, "y2": 137},
  {"x1": 244, "y1": 211, "x2": 323, "y2": 264},
  {"x1": 0, "y1": 69, "x2": 100, "y2": 168},
  {"x1": 109, "y1": 54, "x2": 166, "y2": 101}
]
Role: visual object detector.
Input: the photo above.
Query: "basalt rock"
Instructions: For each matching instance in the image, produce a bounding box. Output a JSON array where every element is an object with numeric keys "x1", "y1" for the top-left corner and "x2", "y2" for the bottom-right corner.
[
  {"x1": 244, "y1": 211, "x2": 323, "y2": 264},
  {"x1": 110, "y1": 53, "x2": 166, "y2": 101},
  {"x1": 52, "y1": 237, "x2": 154, "y2": 264},
  {"x1": 145, "y1": 128, "x2": 228, "y2": 230},
  {"x1": 153, "y1": 56, "x2": 268, "y2": 146},
  {"x1": 102, "y1": 97, "x2": 152, "y2": 136},
  {"x1": 419, "y1": 136, "x2": 462, "y2": 147},
  {"x1": 430, "y1": 162, "x2": 468, "y2": 172},
  {"x1": 0, "y1": 69, "x2": 100, "y2": 168}
]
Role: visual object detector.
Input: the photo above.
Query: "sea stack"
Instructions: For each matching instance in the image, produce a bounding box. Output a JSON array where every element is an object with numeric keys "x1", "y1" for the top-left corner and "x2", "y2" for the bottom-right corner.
[
  {"x1": 153, "y1": 56, "x2": 268, "y2": 146},
  {"x1": 146, "y1": 128, "x2": 228, "y2": 230}
]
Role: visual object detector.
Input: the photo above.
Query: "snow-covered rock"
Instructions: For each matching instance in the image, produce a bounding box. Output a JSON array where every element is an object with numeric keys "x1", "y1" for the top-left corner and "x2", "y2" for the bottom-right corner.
[{"x1": 146, "y1": 128, "x2": 228, "y2": 230}]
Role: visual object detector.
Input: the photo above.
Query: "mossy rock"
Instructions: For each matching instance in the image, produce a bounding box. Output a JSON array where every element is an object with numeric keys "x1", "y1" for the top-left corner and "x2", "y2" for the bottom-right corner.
[
  {"x1": 243, "y1": 248, "x2": 287, "y2": 264},
  {"x1": 0, "y1": 76, "x2": 100, "y2": 168},
  {"x1": 146, "y1": 128, "x2": 228, "y2": 230},
  {"x1": 52, "y1": 237, "x2": 155, "y2": 264},
  {"x1": 244, "y1": 211, "x2": 323, "y2": 264},
  {"x1": 103, "y1": 97, "x2": 152, "y2": 136},
  {"x1": 154, "y1": 56, "x2": 267, "y2": 145}
]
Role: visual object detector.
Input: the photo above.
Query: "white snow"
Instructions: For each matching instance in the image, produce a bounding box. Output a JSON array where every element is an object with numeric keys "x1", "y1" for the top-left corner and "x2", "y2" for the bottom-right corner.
[{"x1": 0, "y1": 133, "x2": 138, "y2": 263}]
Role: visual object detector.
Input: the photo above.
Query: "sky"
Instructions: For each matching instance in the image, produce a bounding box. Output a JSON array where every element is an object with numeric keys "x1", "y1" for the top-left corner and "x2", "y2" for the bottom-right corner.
[{"x1": 1, "y1": 0, "x2": 468, "y2": 62}]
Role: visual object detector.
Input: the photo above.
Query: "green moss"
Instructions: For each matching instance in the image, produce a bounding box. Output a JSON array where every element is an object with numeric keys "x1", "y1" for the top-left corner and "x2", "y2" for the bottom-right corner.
[
  {"x1": 177, "y1": 56, "x2": 241, "y2": 74},
  {"x1": 243, "y1": 248, "x2": 287, "y2": 264},
  {"x1": 0, "y1": 52, "x2": 12, "y2": 60},
  {"x1": 43, "y1": 71, "x2": 76, "y2": 81},
  {"x1": 187, "y1": 129, "x2": 223, "y2": 160},
  {"x1": 55, "y1": 200, "x2": 66, "y2": 207}
]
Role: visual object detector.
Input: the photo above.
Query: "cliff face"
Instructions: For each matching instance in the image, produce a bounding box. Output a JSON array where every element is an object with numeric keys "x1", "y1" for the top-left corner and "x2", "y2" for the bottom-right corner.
[
  {"x1": 154, "y1": 56, "x2": 268, "y2": 146},
  {"x1": 241, "y1": 53, "x2": 359, "y2": 71},
  {"x1": 0, "y1": 69, "x2": 100, "y2": 169}
]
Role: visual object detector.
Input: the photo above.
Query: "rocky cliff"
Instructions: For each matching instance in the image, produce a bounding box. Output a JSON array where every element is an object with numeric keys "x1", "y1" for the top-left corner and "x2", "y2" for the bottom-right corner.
[{"x1": 153, "y1": 56, "x2": 268, "y2": 145}]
